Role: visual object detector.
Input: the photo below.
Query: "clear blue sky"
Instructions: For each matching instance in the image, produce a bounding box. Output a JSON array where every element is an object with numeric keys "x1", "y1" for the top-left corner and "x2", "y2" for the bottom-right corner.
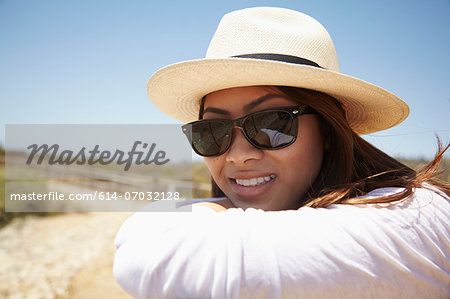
[{"x1": 1, "y1": 0, "x2": 449, "y2": 159}]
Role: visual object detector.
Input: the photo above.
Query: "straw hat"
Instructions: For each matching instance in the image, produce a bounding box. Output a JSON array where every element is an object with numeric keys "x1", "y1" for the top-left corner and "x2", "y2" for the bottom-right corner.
[{"x1": 147, "y1": 7, "x2": 409, "y2": 134}]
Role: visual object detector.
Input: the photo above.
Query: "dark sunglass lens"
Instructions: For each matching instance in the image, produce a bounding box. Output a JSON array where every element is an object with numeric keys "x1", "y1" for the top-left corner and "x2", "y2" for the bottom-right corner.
[
  {"x1": 190, "y1": 121, "x2": 231, "y2": 156},
  {"x1": 244, "y1": 111, "x2": 296, "y2": 148}
]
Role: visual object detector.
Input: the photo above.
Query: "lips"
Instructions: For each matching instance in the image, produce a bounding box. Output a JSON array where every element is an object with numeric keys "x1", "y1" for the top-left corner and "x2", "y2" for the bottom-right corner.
[
  {"x1": 227, "y1": 172, "x2": 277, "y2": 199},
  {"x1": 235, "y1": 174, "x2": 276, "y2": 187}
]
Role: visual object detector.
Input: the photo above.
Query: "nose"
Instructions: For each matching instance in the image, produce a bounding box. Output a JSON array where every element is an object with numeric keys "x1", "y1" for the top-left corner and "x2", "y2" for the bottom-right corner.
[{"x1": 225, "y1": 128, "x2": 264, "y2": 164}]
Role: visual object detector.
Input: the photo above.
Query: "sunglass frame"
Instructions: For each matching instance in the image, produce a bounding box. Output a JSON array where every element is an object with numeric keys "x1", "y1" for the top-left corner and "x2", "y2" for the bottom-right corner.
[{"x1": 182, "y1": 105, "x2": 316, "y2": 157}]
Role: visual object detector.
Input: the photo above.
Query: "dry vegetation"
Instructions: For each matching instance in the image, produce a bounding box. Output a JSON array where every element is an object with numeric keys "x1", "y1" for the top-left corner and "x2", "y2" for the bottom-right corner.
[
  {"x1": 1, "y1": 148, "x2": 449, "y2": 228},
  {"x1": 398, "y1": 157, "x2": 449, "y2": 183}
]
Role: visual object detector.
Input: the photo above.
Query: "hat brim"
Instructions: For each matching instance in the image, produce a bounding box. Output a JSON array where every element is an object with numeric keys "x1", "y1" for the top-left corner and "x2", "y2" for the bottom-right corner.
[{"x1": 147, "y1": 58, "x2": 409, "y2": 134}]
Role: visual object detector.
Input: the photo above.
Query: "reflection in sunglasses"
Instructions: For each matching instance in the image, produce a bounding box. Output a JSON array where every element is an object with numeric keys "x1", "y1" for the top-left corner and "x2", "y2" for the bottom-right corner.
[{"x1": 260, "y1": 129, "x2": 294, "y2": 147}]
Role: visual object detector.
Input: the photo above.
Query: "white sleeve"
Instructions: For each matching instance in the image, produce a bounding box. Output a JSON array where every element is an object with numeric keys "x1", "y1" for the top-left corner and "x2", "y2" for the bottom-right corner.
[{"x1": 113, "y1": 188, "x2": 450, "y2": 299}]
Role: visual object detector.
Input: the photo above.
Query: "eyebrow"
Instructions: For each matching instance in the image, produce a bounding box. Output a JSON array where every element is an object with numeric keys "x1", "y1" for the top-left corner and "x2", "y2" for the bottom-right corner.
[
  {"x1": 243, "y1": 94, "x2": 285, "y2": 112},
  {"x1": 202, "y1": 93, "x2": 285, "y2": 116},
  {"x1": 202, "y1": 106, "x2": 231, "y2": 116}
]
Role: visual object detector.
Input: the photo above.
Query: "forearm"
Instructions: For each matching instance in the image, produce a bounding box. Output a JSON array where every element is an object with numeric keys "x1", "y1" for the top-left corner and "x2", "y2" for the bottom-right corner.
[{"x1": 113, "y1": 189, "x2": 450, "y2": 298}]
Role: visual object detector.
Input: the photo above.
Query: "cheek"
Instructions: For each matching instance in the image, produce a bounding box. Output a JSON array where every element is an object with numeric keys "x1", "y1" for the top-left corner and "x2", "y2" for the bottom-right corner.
[
  {"x1": 203, "y1": 157, "x2": 224, "y2": 182},
  {"x1": 302, "y1": 119, "x2": 324, "y2": 178},
  {"x1": 286, "y1": 117, "x2": 324, "y2": 180}
]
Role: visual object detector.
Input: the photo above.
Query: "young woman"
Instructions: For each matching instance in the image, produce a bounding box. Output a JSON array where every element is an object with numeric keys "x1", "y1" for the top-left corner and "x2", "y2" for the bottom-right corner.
[{"x1": 114, "y1": 7, "x2": 449, "y2": 298}]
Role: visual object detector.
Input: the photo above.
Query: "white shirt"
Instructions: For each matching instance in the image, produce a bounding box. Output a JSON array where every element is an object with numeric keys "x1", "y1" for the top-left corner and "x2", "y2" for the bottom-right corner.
[{"x1": 113, "y1": 187, "x2": 450, "y2": 299}]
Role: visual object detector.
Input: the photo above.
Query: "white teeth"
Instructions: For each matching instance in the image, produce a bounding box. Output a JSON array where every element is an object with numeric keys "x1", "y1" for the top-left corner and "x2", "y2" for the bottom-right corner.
[{"x1": 235, "y1": 175, "x2": 276, "y2": 187}]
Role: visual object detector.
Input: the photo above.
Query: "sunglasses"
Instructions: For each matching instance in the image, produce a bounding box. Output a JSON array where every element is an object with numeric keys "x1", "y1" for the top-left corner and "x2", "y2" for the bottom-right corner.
[{"x1": 182, "y1": 106, "x2": 316, "y2": 157}]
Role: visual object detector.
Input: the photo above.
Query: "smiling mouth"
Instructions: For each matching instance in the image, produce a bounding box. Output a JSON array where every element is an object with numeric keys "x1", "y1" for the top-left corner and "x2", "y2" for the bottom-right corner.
[{"x1": 234, "y1": 174, "x2": 276, "y2": 187}]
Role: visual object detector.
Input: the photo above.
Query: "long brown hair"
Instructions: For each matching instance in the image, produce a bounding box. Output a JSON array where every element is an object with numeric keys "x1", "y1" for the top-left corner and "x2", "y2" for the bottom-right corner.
[{"x1": 204, "y1": 86, "x2": 449, "y2": 208}]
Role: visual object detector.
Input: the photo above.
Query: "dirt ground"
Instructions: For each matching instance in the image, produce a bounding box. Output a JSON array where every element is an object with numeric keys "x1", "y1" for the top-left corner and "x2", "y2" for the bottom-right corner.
[
  {"x1": 0, "y1": 212, "x2": 132, "y2": 299},
  {"x1": 65, "y1": 239, "x2": 131, "y2": 299}
]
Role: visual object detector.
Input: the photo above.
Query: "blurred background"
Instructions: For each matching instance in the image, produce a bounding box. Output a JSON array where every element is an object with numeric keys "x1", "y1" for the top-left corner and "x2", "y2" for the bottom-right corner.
[{"x1": 0, "y1": 0, "x2": 449, "y2": 298}]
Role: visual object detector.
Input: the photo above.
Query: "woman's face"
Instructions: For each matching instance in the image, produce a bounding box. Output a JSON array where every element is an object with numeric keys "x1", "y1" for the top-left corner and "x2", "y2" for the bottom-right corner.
[{"x1": 202, "y1": 86, "x2": 325, "y2": 211}]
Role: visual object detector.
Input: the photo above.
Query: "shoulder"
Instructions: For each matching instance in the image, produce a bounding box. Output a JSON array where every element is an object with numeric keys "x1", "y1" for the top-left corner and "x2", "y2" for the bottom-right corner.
[
  {"x1": 321, "y1": 186, "x2": 449, "y2": 237},
  {"x1": 347, "y1": 185, "x2": 449, "y2": 217},
  {"x1": 356, "y1": 184, "x2": 449, "y2": 203}
]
